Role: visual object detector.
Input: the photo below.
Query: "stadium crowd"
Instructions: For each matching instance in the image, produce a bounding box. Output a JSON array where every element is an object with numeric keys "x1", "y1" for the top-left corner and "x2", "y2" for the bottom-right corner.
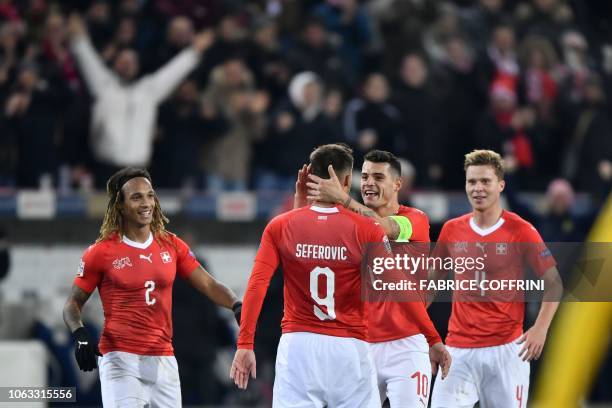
[{"x1": 0, "y1": 0, "x2": 610, "y2": 199}]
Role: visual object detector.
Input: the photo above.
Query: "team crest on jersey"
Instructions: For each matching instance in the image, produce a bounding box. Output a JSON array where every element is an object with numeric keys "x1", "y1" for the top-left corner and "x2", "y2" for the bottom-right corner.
[
  {"x1": 160, "y1": 251, "x2": 172, "y2": 263},
  {"x1": 77, "y1": 259, "x2": 85, "y2": 277},
  {"x1": 496, "y1": 243, "x2": 507, "y2": 255},
  {"x1": 454, "y1": 242, "x2": 468, "y2": 253},
  {"x1": 112, "y1": 257, "x2": 133, "y2": 269}
]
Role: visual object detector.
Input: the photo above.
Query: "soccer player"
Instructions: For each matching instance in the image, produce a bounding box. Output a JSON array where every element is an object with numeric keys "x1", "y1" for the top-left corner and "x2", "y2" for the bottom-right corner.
[
  {"x1": 230, "y1": 144, "x2": 385, "y2": 407},
  {"x1": 62, "y1": 168, "x2": 241, "y2": 407},
  {"x1": 429, "y1": 150, "x2": 562, "y2": 408},
  {"x1": 303, "y1": 150, "x2": 451, "y2": 407}
]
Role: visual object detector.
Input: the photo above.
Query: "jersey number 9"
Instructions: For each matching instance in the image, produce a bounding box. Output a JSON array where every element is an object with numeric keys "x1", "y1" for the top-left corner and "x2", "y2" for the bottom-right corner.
[{"x1": 310, "y1": 267, "x2": 336, "y2": 321}]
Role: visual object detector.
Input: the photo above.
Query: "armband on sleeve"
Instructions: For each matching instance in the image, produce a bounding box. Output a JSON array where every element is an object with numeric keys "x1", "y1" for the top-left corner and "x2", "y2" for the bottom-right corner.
[{"x1": 390, "y1": 215, "x2": 413, "y2": 242}]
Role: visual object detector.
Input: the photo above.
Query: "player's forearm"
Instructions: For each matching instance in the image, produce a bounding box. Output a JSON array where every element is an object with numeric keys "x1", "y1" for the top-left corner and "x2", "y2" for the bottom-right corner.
[
  {"x1": 63, "y1": 299, "x2": 84, "y2": 333},
  {"x1": 534, "y1": 301, "x2": 559, "y2": 332},
  {"x1": 203, "y1": 279, "x2": 239, "y2": 309},
  {"x1": 343, "y1": 196, "x2": 399, "y2": 239}
]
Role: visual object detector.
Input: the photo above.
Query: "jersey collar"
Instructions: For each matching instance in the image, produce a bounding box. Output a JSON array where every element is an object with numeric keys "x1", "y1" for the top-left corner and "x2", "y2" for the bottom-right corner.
[
  {"x1": 121, "y1": 232, "x2": 153, "y2": 249},
  {"x1": 469, "y1": 216, "x2": 505, "y2": 236},
  {"x1": 310, "y1": 205, "x2": 340, "y2": 213}
]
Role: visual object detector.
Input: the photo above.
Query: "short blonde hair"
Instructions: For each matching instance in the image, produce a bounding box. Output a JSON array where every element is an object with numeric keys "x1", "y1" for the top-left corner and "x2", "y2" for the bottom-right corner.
[{"x1": 464, "y1": 150, "x2": 504, "y2": 180}]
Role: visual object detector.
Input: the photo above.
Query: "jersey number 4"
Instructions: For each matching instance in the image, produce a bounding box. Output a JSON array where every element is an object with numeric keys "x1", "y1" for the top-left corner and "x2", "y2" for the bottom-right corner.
[
  {"x1": 145, "y1": 280, "x2": 156, "y2": 306},
  {"x1": 310, "y1": 267, "x2": 336, "y2": 321}
]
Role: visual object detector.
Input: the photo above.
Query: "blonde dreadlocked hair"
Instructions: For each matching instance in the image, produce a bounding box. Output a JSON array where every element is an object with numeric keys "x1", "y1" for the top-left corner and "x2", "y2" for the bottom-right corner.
[{"x1": 96, "y1": 168, "x2": 171, "y2": 244}]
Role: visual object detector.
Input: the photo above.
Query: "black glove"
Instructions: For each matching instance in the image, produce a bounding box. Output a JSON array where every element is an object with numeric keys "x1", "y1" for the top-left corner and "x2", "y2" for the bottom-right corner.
[
  {"x1": 232, "y1": 301, "x2": 242, "y2": 326},
  {"x1": 73, "y1": 327, "x2": 101, "y2": 371}
]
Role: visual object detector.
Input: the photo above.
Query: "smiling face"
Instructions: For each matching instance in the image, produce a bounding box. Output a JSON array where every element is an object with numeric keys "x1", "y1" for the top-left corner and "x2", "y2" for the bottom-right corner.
[
  {"x1": 119, "y1": 177, "x2": 155, "y2": 228},
  {"x1": 361, "y1": 161, "x2": 401, "y2": 209},
  {"x1": 465, "y1": 165, "x2": 505, "y2": 213}
]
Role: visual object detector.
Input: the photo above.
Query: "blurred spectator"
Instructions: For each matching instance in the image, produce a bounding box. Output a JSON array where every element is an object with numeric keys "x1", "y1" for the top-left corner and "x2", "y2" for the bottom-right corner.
[
  {"x1": 68, "y1": 13, "x2": 214, "y2": 187},
  {"x1": 561, "y1": 74, "x2": 612, "y2": 198},
  {"x1": 515, "y1": 0, "x2": 574, "y2": 46},
  {"x1": 437, "y1": 35, "x2": 487, "y2": 188},
  {"x1": 100, "y1": 16, "x2": 139, "y2": 64},
  {"x1": 246, "y1": 17, "x2": 290, "y2": 104},
  {"x1": 5, "y1": 62, "x2": 68, "y2": 187},
  {"x1": 146, "y1": 15, "x2": 194, "y2": 72},
  {"x1": 256, "y1": 71, "x2": 337, "y2": 191},
  {"x1": 343, "y1": 72, "x2": 401, "y2": 167},
  {"x1": 203, "y1": 57, "x2": 268, "y2": 192},
  {"x1": 391, "y1": 52, "x2": 445, "y2": 187},
  {"x1": 84, "y1": 0, "x2": 113, "y2": 49},
  {"x1": 504, "y1": 163, "x2": 594, "y2": 241},
  {"x1": 314, "y1": 0, "x2": 372, "y2": 76},
  {"x1": 286, "y1": 16, "x2": 354, "y2": 92},
  {"x1": 558, "y1": 30, "x2": 592, "y2": 105},
  {"x1": 151, "y1": 78, "x2": 228, "y2": 189},
  {"x1": 517, "y1": 35, "x2": 559, "y2": 123},
  {"x1": 481, "y1": 21, "x2": 519, "y2": 84},
  {"x1": 459, "y1": 0, "x2": 509, "y2": 53}
]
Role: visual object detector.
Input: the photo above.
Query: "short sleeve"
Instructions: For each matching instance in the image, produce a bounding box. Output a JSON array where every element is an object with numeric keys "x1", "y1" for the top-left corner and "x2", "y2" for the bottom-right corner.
[
  {"x1": 73, "y1": 244, "x2": 104, "y2": 293},
  {"x1": 410, "y1": 211, "x2": 431, "y2": 243},
  {"x1": 174, "y1": 236, "x2": 201, "y2": 279},
  {"x1": 520, "y1": 223, "x2": 556, "y2": 277}
]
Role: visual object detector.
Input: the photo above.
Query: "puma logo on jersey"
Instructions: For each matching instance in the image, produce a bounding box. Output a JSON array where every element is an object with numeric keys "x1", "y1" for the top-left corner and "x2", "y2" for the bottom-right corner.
[
  {"x1": 476, "y1": 242, "x2": 487, "y2": 254},
  {"x1": 140, "y1": 253, "x2": 153, "y2": 263}
]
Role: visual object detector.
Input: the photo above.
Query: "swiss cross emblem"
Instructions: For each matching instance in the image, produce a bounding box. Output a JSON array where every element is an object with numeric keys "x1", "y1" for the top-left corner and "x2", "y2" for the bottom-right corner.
[
  {"x1": 160, "y1": 251, "x2": 172, "y2": 263},
  {"x1": 496, "y1": 243, "x2": 507, "y2": 255}
]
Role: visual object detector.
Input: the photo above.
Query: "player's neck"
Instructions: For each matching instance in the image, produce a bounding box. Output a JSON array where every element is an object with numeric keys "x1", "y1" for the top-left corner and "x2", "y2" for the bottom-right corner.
[
  {"x1": 312, "y1": 201, "x2": 336, "y2": 208},
  {"x1": 123, "y1": 225, "x2": 153, "y2": 243},
  {"x1": 471, "y1": 205, "x2": 503, "y2": 229},
  {"x1": 376, "y1": 201, "x2": 400, "y2": 217}
]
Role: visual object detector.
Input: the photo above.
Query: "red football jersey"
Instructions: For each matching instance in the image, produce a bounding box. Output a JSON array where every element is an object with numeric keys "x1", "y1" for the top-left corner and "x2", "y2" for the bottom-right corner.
[
  {"x1": 74, "y1": 232, "x2": 200, "y2": 355},
  {"x1": 366, "y1": 206, "x2": 441, "y2": 346},
  {"x1": 237, "y1": 205, "x2": 389, "y2": 349},
  {"x1": 435, "y1": 210, "x2": 556, "y2": 348}
]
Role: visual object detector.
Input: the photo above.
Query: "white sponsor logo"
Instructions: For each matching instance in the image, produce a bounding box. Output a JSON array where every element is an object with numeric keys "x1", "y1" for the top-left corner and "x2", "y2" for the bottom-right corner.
[
  {"x1": 160, "y1": 251, "x2": 172, "y2": 264},
  {"x1": 454, "y1": 242, "x2": 468, "y2": 253},
  {"x1": 139, "y1": 253, "x2": 153, "y2": 263},
  {"x1": 112, "y1": 257, "x2": 133, "y2": 269}
]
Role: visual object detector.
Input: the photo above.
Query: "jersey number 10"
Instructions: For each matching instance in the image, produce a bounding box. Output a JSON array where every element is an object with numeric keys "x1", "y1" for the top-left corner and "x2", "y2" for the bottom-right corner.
[{"x1": 310, "y1": 267, "x2": 336, "y2": 321}]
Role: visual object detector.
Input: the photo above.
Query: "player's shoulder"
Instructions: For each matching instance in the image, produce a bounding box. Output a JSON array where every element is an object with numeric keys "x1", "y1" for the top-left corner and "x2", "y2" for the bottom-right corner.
[
  {"x1": 442, "y1": 213, "x2": 471, "y2": 229},
  {"x1": 398, "y1": 205, "x2": 429, "y2": 222},
  {"x1": 502, "y1": 210, "x2": 538, "y2": 231}
]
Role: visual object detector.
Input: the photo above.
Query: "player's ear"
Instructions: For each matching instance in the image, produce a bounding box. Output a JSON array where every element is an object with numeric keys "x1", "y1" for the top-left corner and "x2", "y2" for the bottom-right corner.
[
  {"x1": 394, "y1": 176, "x2": 402, "y2": 192},
  {"x1": 342, "y1": 172, "x2": 351, "y2": 188},
  {"x1": 499, "y1": 179, "x2": 505, "y2": 192}
]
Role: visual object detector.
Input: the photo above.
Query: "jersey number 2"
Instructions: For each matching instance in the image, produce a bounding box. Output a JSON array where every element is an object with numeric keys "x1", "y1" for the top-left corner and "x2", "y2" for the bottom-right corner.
[
  {"x1": 144, "y1": 280, "x2": 156, "y2": 306},
  {"x1": 310, "y1": 267, "x2": 335, "y2": 321}
]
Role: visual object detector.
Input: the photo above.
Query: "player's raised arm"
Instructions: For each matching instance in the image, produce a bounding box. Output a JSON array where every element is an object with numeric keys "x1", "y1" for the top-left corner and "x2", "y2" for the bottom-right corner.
[
  {"x1": 63, "y1": 284, "x2": 101, "y2": 371},
  {"x1": 307, "y1": 165, "x2": 404, "y2": 239}
]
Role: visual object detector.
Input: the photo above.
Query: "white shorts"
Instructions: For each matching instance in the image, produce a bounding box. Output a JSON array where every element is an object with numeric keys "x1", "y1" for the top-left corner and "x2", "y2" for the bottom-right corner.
[
  {"x1": 273, "y1": 332, "x2": 380, "y2": 408},
  {"x1": 98, "y1": 351, "x2": 181, "y2": 408},
  {"x1": 369, "y1": 334, "x2": 431, "y2": 408},
  {"x1": 431, "y1": 338, "x2": 529, "y2": 408}
]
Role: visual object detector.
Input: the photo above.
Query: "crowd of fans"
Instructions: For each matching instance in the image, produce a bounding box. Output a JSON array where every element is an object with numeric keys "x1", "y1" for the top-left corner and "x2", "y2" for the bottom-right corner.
[{"x1": 0, "y1": 0, "x2": 611, "y2": 199}]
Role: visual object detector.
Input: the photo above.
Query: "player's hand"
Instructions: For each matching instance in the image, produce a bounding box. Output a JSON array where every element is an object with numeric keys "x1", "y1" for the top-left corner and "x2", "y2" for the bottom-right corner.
[
  {"x1": 230, "y1": 349, "x2": 256, "y2": 390},
  {"x1": 517, "y1": 325, "x2": 547, "y2": 361},
  {"x1": 192, "y1": 30, "x2": 215, "y2": 53},
  {"x1": 294, "y1": 164, "x2": 311, "y2": 207},
  {"x1": 73, "y1": 327, "x2": 102, "y2": 371},
  {"x1": 307, "y1": 165, "x2": 347, "y2": 205},
  {"x1": 67, "y1": 13, "x2": 86, "y2": 39},
  {"x1": 429, "y1": 342, "x2": 451, "y2": 379}
]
